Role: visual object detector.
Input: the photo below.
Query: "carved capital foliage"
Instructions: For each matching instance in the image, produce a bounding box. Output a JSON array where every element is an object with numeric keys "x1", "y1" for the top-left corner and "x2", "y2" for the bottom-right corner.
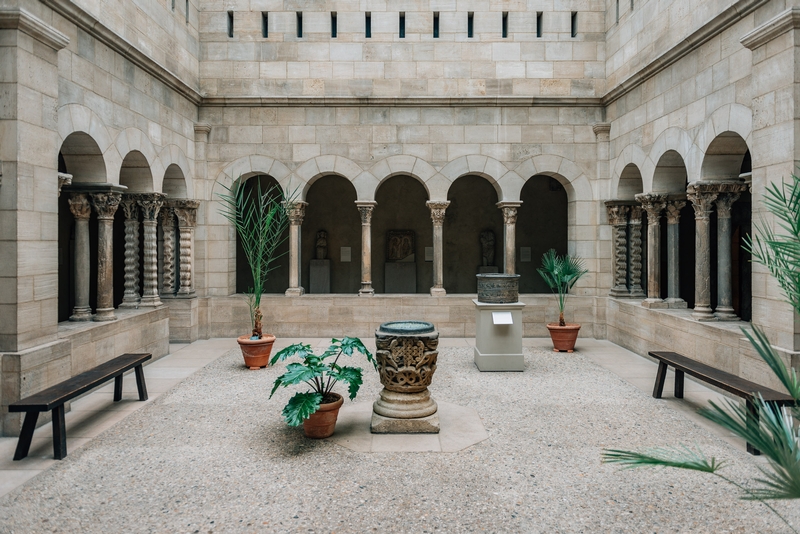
[
  {"x1": 496, "y1": 202, "x2": 521, "y2": 225},
  {"x1": 284, "y1": 200, "x2": 307, "y2": 225},
  {"x1": 356, "y1": 202, "x2": 376, "y2": 225},
  {"x1": 629, "y1": 205, "x2": 643, "y2": 221},
  {"x1": 686, "y1": 183, "x2": 718, "y2": 220},
  {"x1": 136, "y1": 193, "x2": 165, "y2": 221},
  {"x1": 605, "y1": 202, "x2": 630, "y2": 226},
  {"x1": 715, "y1": 192, "x2": 741, "y2": 219},
  {"x1": 635, "y1": 193, "x2": 668, "y2": 224},
  {"x1": 665, "y1": 200, "x2": 686, "y2": 224},
  {"x1": 120, "y1": 196, "x2": 139, "y2": 220},
  {"x1": 58, "y1": 173, "x2": 72, "y2": 196},
  {"x1": 159, "y1": 205, "x2": 174, "y2": 225},
  {"x1": 68, "y1": 193, "x2": 91, "y2": 220},
  {"x1": 426, "y1": 201, "x2": 450, "y2": 225},
  {"x1": 173, "y1": 199, "x2": 200, "y2": 227},
  {"x1": 89, "y1": 191, "x2": 121, "y2": 220}
]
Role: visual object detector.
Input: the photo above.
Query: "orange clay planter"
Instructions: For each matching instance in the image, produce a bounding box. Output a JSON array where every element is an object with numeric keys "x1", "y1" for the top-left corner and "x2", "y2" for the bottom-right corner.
[
  {"x1": 303, "y1": 393, "x2": 344, "y2": 439},
  {"x1": 546, "y1": 323, "x2": 581, "y2": 353},
  {"x1": 237, "y1": 334, "x2": 276, "y2": 369}
]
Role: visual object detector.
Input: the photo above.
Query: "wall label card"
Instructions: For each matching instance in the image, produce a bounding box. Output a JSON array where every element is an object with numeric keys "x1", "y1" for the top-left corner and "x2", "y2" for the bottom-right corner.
[
  {"x1": 492, "y1": 311, "x2": 513, "y2": 325},
  {"x1": 520, "y1": 247, "x2": 532, "y2": 263},
  {"x1": 424, "y1": 247, "x2": 433, "y2": 262},
  {"x1": 340, "y1": 247, "x2": 351, "y2": 262}
]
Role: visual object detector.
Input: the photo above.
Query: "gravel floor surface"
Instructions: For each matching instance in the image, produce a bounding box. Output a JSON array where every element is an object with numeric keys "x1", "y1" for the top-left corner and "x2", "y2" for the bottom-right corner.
[{"x1": 1, "y1": 346, "x2": 798, "y2": 533}]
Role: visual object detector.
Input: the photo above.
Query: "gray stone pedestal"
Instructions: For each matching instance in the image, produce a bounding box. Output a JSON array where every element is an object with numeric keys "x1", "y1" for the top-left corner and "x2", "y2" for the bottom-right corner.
[
  {"x1": 309, "y1": 259, "x2": 331, "y2": 293},
  {"x1": 371, "y1": 321, "x2": 440, "y2": 434},
  {"x1": 473, "y1": 300, "x2": 525, "y2": 371}
]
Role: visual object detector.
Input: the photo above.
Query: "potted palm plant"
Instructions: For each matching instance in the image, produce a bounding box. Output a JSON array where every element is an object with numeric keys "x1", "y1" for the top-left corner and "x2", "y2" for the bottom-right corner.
[
  {"x1": 270, "y1": 337, "x2": 377, "y2": 438},
  {"x1": 218, "y1": 177, "x2": 291, "y2": 369},
  {"x1": 537, "y1": 248, "x2": 588, "y2": 352}
]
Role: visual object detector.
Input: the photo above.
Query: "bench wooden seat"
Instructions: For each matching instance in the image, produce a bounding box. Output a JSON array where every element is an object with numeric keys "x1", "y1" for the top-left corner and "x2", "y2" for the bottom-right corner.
[
  {"x1": 649, "y1": 351, "x2": 795, "y2": 455},
  {"x1": 9, "y1": 353, "x2": 151, "y2": 461}
]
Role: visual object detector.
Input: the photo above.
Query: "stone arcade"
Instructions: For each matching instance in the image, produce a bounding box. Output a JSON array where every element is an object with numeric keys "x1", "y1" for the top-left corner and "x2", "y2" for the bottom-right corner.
[{"x1": 1, "y1": 0, "x2": 798, "y2": 436}]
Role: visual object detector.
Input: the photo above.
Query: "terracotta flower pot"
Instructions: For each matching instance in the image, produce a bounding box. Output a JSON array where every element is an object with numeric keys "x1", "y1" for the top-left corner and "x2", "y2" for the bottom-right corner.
[
  {"x1": 303, "y1": 393, "x2": 344, "y2": 439},
  {"x1": 237, "y1": 334, "x2": 276, "y2": 370},
  {"x1": 546, "y1": 323, "x2": 581, "y2": 353}
]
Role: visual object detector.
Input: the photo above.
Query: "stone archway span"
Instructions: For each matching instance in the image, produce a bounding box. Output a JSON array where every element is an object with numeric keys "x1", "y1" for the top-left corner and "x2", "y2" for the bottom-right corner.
[
  {"x1": 689, "y1": 103, "x2": 753, "y2": 182},
  {"x1": 648, "y1": 127, "x2": 696, "y2": 189},
  {"x1": 114, "y1": 128, "x2": 161, "y2": 192},
  {"x1": 508, "y1": 154, "x2": 593, "y2": 202},
  {"x1": 440, "y1": 155, "x2": 507, "y2": 200},
  {"x1": 367, "y1": 155, "x2": 436, "y2": 200},
  {"x1": 156, "y1": 144, "x2": 194, "y2": 199},
  {"x1": 57, "y1": 103, "x2": 119, "y2": 184},
  {"x1": 611, "y1": 144, "x2": 653, "y2": 197},
  {"x1": 212, "y1": 155, "x2": 293, "y2": 201},
  {"x1": 293, "y1": 155, "x2": 371, "y2": 201}
]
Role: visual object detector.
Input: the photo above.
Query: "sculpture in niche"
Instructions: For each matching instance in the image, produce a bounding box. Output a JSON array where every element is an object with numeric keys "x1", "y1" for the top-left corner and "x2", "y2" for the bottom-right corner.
[
  {"x1": 387, "y1": 230, "x2": 415, "y2": 262},
  {"x1": 316, "y1": 230, "x2": 328, "y2": 260},
  {"x1": 480, "y1": 230, "x2": 495, "y2": 266}
]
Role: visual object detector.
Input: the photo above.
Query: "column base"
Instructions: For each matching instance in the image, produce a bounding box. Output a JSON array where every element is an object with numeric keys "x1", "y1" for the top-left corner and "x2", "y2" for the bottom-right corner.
[
  {"x1": 629, "y1": 286, "x2": 646, "y2": 298},
  {"x1": 714, "y1": 306, "x2": 739, "y2": 321},
  {"x1": 665, "y1": 298, "x2": 687, "y2": 309},
  {"x1": 609, "y1": 286, "x2": 630, "y2": 298},
  {"x1": 69, "y1": 307, "x2": 93, "y2": 321},
  {"x1": 118, "y1": 300, "x2": 141, "y2": 308},
  {"x1": 174, "y1": 292, "x2": 196, "y2": 299},
  {"x1": 358, "y1": 287, "x2": 374, "y2": 296},
  {"x1": 284, "y1": 287, "x2": 305, "y2": 297},
  {"x1": 692, "y1": 306, "x2": 717, "y2": 322},
  {"x1": 430, "y1": 287, "x2": 446, "y2": 296},
  {"x1": 139, "y1": 296, "x2": 163, "y2": 307},
  {"x1": 160, "y1": 293, "x2": 176, "y2": 299},
  {"x1": 93, "y1": 308, "x2": 117, "y2": 322},
  {"x1": 642, "y1": 298, "x2": 668, "y2": 309}
]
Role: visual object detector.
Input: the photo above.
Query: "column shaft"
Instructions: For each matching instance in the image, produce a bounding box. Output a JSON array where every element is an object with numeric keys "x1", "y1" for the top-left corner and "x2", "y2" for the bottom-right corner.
[
  {"x1": 160, "y1": 205, "x2": 176, "y2": 297},
  {"x1": 284, "y1": 201, "x2": 307, "y2": 297},
  {"x1": 138, "y1": 194, "x2": 164, "y2": 307},
  {"x1": 427, "y1": 201, "x2": 449, "y2": 296},
  {"x1": 174, "y1": 200, "x2": 200, "y2": 297},
  {"x1": 715, "y1": 189, "x2": 745, "y2": 320},
  {"x1": 356, "y1": 201, "x2": 376, "y2": 296},
  {"x1": 119, "y1": 197, "x2": 140, "y2": 308},
  {"x1": 687, "y1": 183, "x2": 718, "y2": 321},
  {"x1": 68, "y1": 194, "x2": 92, "y2": 321},
  {"x1": 90, "y1": 192, "x2": 121, "y2": 321},
  {"x1": 606, "y1": 202, "x2": 630, "y2": 298},
  {"x1": 628, "y1": 206, "x2": 645, "y2": 298},
  {"x1": 636, "y1": 194, "x2": 668, "y2": 308},
  {"x1": 497, "y1": 202, "x2": 521, "y2": 275},
  {"x1": 665, "y1": 199, "x2": 687, "y2": 308}
]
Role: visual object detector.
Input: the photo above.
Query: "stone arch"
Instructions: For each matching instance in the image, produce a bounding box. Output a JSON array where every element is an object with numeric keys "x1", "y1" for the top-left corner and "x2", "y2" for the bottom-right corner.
[
  {"x1": 611, "y1": 144, "x2": 651, "y2": 198},
  {"x1": 690, "y1": 103, "x2": 753, "y2": 181},
  {"x1": 157, "y1": 144, "x2": 193, "y2": 199},
  {"x1": 57, "y1": 103, "x2": 118, "y2": 184},
  {"x1": 293, "y1": 155, "x2": 369, "y2": 201},
  {"x1": 119, "y1": 151, "x2": 154, "y2": 193},
  {"x1": 114, "y1": 128, "x2": 161, "y2": 192},
  {"x1": 648, "y1": 127, "x2": 696, "y2": 188},
  {"x1": 509, "y1": 154, "x2": 593, "y2": 202},
  {"x1": 367, "y1": 155, "x2": 436, "y2": 200},
  {"x1": 652, "y1": 150, "x2": 689, "y2": 193},
  {"x1": 700, "y1": 131, "x2": 751, "y2": 181},
  {"x1": 440, "y1": 155, "x2": 507, "y2": 200},
  {"x1": 212, "y1": 155, "x2": 292, "y2": 201}
]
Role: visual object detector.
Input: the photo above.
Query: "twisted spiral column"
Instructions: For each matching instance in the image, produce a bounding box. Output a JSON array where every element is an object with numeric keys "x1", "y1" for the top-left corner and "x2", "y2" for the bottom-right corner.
[
  {"x1": 174, "y1": 200, "x2": 200, "y2": 297},
  {"x1": 119, "y1": 196, "x2": 141, "y2": 308},
  {"x1": 137, "y1": 194, "x2": 164, "y2": 307}
]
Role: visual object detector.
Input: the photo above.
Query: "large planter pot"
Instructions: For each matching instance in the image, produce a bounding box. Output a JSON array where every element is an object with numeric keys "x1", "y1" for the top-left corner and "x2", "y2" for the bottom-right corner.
[
  {"x1": 303, "y1": 393, "x2": 344, "y2": 439},
  {"x1": 237, "y1": 334, "x2": 276, "y2": 369},
  {"x1": 546, "y1": 323, "x2": 581, "y2": 353}
]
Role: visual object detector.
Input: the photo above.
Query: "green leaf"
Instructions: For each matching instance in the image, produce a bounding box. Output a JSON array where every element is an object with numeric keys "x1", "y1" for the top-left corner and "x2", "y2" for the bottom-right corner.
[
  {"x1": 270, "y1": 343, "x2": 314, "y2": 366},
  {"x1": 282, "y1": 392, "x2": 323, "y2": 426},
  {"x1": 602, "y1": 446, "x2": 723, "y2": 473},
  {"x1": 277, "y1": 362, "x2": 324, "y2": 387},
  {"x1": 330, "y1": 366, "x2": 363, "y2": 400}
]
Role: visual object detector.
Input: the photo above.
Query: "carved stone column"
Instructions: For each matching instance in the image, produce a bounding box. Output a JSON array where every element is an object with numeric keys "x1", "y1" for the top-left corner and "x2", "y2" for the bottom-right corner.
[
  {"x1": 628, "y1": 205, "x2": 645, "y2": 298},
  {"x1": 356, "y1": 201, "x2": 377, "y2": 296},
  {"x1": 427, "y1": 201, "x2": 449, "y2": 296},
  {"x1": 68, "y1": 194, "x2": 92, "y2": 321},
  {"x1": 159, "y1": 204, "x2": 176, "y2": 297},
  {"x1": 715, "y1": 185, "x2": 747, "y2": 320},
  {"x1": 174, "y1": 200, "x2": 200, "y2": 297},
  {"x1": 497, "y1": 201, "x2": 522, "y2": 275},
  {"x1": 664, "y1": 197, "x2": 687, "y2": 308},
  {"x1": 636, "y1": 193, "x2": 668, "y2": 308},
  {"x1": 687, "y1": 182, "x2": 719, "y2": 321},
  {"x1": 90, "y1": 191, "x2": 121, "y2": 321},
  {"x1": 119, "y1": 196, "x2": 141, "y2": 308},
  {"x1": 284, "y1": 201, "x2": 307, "y2": 297},
  {"x1": 605, "y1": 201, "x2": 630, "y2": 298},
  {"x1": 137, "y1": 194, "x2": 164, "y2": 307}
]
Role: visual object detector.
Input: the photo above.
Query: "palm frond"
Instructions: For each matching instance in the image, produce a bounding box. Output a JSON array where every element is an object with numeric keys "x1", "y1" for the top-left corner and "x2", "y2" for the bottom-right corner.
[{"x1": 602, "y1": 446, "x2": 723, "y2": 473}]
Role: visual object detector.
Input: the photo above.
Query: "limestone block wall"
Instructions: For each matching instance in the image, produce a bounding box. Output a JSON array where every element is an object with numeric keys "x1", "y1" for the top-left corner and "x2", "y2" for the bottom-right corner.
[{"x1": 198, "y1": 1, "x2": 606, "y2": 98}]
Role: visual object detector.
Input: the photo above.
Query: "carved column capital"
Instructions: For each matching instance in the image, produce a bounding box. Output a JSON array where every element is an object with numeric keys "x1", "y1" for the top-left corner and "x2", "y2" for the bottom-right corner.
[
  {"x1": 426, "y1": 201, "x2": 450, "y2": 225},
  {"x1": 135, "y1": 193, "x2": 165, "y2": 221},
  {"x1": 90, "y1": 191, "x2": 121, "y2": 220},
  {"x1": 58, "y1": 172, "x2": 72, "y2": 196},
  {"x1": 686, "y1": 183, "x2": 720, "y2": 220},
  {"x1": 356, "y1": 201, "x2": 377, "y2": 225},
  {"x1": 605, "y1": 201, "x2": 630, "y2": 226},
  {"x1": 635, "y1": 193, "x2": 668, "y2": 224},
  {"x1": 592, "y1": 122, "x2": 611, "y2": 139},
  {"x1": 68, "y1": 193, "x2": 91, "y2": 220},
  {"x1": 284, "y1": 200, "x2": 307, "y2": 226},
  {"x1": 665, "y1": 198, "x2": 686, "y2": 224},
  {"x1": 174, "y1": 199, "x2": 200, "y2": 227},
  {"x1": 497, "y1": 201, "x2": 522, "y2": 225},
  {"x1": 120, "y1": 196, "x2": 139, "y2": 220},
  {"x1": 629, "y1": 205, "x2": 643, "y2": 220}
]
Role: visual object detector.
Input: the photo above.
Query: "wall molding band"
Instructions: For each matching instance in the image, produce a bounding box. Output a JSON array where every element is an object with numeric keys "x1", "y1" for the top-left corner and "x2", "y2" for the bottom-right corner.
[
  {"x1": 740, "y1": 7, "x2": 800, "y2": 50},
  {"x1": 0, "y1": 8, "x2": 69, "y2": 51},
  {"x1": 201, "y1": 96, "x2": 604, "y2": 108}
]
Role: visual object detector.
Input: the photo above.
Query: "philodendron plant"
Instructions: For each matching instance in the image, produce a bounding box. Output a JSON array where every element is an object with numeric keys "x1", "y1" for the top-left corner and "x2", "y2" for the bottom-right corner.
[{"x1": 269, "y1": 337, "x2": 377, "y2": 426}]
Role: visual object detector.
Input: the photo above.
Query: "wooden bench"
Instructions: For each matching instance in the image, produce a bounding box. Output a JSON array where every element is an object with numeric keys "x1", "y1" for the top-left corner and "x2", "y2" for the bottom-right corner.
[
  {"x1": 649, "y1": 351, "x2": 795, "y2": 455},
  {"x1": 9, "y1": 353, "x2": 151, "y2": 461}
]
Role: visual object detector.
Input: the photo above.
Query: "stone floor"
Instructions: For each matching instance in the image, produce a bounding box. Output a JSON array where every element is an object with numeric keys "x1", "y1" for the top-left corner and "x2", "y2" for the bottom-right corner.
[{"x1": 0, "y1": 336, "x2": 786, "y2": 532}]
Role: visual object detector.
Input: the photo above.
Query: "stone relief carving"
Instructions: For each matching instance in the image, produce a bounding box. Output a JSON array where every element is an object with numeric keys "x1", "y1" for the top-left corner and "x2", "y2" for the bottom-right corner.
[
  {"x1": 375, "y1": 335, "x2": 439, "y2": 393},
  {"x1": 387, "y1": 230, "x2": 414, "y2": 261}
]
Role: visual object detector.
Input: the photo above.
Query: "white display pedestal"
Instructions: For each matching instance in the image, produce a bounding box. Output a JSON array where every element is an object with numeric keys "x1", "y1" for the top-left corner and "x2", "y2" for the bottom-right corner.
[{"x1": 473, "y1": 299, "x2": 525, "y2": 371}]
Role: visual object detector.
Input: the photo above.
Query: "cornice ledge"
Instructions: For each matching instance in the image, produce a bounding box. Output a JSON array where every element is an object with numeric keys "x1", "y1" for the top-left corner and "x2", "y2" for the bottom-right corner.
[
  {"x1": 603, "y1": 0, "x2": 767, "y2": 106},
  {"x1": 740, "y1": 7, "x2": 800, "y2": 50},
  {"x1": 200, "y1": 95, "x2": 604, "y2": 108},
  {"x1": 41, "y1": 0, "x2": 202, "y2": 105},
  {"x1": 0, "y1": 8, "x2": 69, "y2": 50}
]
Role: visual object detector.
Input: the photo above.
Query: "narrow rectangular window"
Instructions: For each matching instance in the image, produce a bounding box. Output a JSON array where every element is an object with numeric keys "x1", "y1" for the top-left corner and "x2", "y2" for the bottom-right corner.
[
  {"x1": 171, "y1": 0, "x2": 175, "y2": 11},
  {"x1": 631, "y1": 0, "x2": 634, "y2": 10},
  {"x1": 365, "y1": 12, "x2": 371, "y2": 38},
  {"x1": 227, "y1": 11, "x2": 233, "y2": 38},
  {"x1": 502, "y1": 12, "x2": 508, "y2": 38},
  {"x1": 536, "y1": 12, "x2": 542, "y2": 38},
  {"x1": 185, "y1": 0, "x2": 189, "y2": 23},
  {"x1": 571, "y1": 12, "x2": 577, "y2": 38},
  {"x1": 467, "y1": 12, "x2": 474, "y2": 38},
  {"x1": 616, "y1": 0, "x2": 619, "y2": 23},
  {"x1": 296, "y1": 12, "x2": 303, "y2": 38},
  {"x1": 331, "y1": 12, "x2": 337, "y2": 38},
  {"x1": 262, "y1": 12, "x2": 268, "y2": 38},
  {"x1": 399, "y1": 12, "x2": 405, "y2": 38},
  {"x1": 433, "y1": 12, "x2": 439, "y2": 38}
]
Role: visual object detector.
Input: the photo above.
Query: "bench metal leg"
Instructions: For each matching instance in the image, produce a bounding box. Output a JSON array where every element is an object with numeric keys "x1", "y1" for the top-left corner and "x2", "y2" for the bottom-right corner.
[
  {"x1": 113, "y1": 374, "x2": 123, "y2": 402},
  {"x1": 653, "y1": 361, "x2": 668, "y2": 398},
  {"x1": 134, "y1": 364, "x2": 148, "y2": 401},
  {"x1": 674, "y1": 370, "x2": 684, "y2": 399},
  {"x1": 746, "y1": 399, "x2": 760, "y2": 456},
  {"x1": 52, "y1": 405, "x2": 67, "y2": 460},
  {"x1": 13, "y1": 411, "x2": 40, "y2": 461}
]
